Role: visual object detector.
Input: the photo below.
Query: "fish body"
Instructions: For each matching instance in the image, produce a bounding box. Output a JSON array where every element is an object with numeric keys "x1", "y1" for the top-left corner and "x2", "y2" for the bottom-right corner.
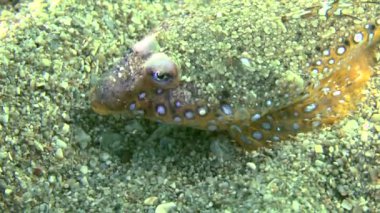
[{"x1": 90, "y1": 1, "x2": 380, "y2": 149}]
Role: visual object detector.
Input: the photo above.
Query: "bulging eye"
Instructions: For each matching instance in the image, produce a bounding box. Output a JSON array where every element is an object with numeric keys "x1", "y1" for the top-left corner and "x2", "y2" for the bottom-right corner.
[
  {"x1": 152, "y1": 71, "x2": 173, "y2": 83},
  {"x1": 144, "y1": 53, "x2": 179, "y2": 88}
]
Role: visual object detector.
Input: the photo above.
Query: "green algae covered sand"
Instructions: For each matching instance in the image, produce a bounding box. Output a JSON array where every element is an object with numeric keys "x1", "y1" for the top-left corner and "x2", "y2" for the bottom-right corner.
[{"x1": 0, "y1": 0, "x2": 379, "y2": 212}]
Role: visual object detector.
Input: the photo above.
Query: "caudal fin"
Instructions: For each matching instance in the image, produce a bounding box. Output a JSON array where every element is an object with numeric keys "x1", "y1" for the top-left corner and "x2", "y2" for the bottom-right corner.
[{"x1": 234, "y1": 19, "x2": 380, "y2": 150}]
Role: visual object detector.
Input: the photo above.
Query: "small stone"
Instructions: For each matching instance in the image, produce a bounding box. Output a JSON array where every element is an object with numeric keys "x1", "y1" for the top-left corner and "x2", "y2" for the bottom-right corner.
[
  {"x1": 74, "y1": 128, "x2": 91, "y2": 149},
  {"x1": 48, "y1": 175, "x2": 56, "y2": 183},
  {"x1": 99, "y1": 152, "x2": 110, "y2": 162},
  {"x1": 34, "y1": 141, "x2": 44, "y2": 152},
  {"x1": 292, "y1": 200, "x2": 300, "y2": 211},
  {"x1": 55, "y1": 148, "x2": 64, "y2": 159},
  {"x1": 41, "y1": 58, "x2": 52, "y2": 67},
  {"x1": 80, "y1": 176, "x2": 89, "y2": 186},
  {"x1": 4, "y1": 188, "x2": 12, "y2": 196},
  {"x1": 337, "y1": 185, "x2": 349, "y2": 196},
  {"x1": 0, "y1": 150, "x2": 7, "y2": 159},
  {"x1": 33, "y1": 203, "x2": 49, "y2": 212},
  {"x1": 314, "y1": 144, "x2": 323, "y2": 154},
  {"x1": 80, "y1": 165, "x2": 88, "y2": 174},
  {"x1": 89, "y1": 159, "x2": 98, "y2": 168},
  {"x1": 99, "y1": 132, "x2": 123, "y2": 153},
  {"x1": 364, "y1": 150, "x2": 375, "y2": 158},
  {"x1": 61, "y1": 112, "x2": 70, "y2": 121},
  {"x1": 169, "y1": 182, "x2": 176, "y2": 189},
  {"x1": 0, "y1": 112, "x2": 9, "y2": 125},
  {"x1": 61, "y1": 123, "x2": 70, "y2": 134},
  {"x1": 55, "y1": 139, "x2": 67, "y2": 149},
  {"x1": 370, "y1": 113, "x2": 380, "y2": 123},
  {"x1": 59, "y1": 81, "x2": 69, "y2": 89},
  {"x1": 340, "y1": 120, "x2": 359, "y2": 137},
  {"x1": 374, "y1": 124, "x2": 380, "y2": 132},
  {"x1": 341, "y1": 199, "x2": 353, "y2": 210},
  {"x1": 246, "y1": 162, "x2": 257, "y2": 171},
  {"x1": 360, "y1": 130, "x2": 369, "y2": 142},
  {"x1": 206, "y1": 201, "x2": 213, "y2": 208},
  {"x1": 155, "y1": 202, "x2": 176, "y2": 213},
  {"x1": 33, "y1": 167, "x2": 44, "y2": 177},
  {"x1": 315, "y1": 160, "x2": 325, "y2": 168},
  {"x1": 144, "y1": 196, "x2": 159, "y2": 206}
]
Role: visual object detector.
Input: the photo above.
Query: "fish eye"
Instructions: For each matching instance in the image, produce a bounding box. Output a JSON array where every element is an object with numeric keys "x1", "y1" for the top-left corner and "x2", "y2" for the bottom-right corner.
[
  {"x1": 144, "y1": 53, "x2": 178, "y2": 88},
  {"x1": 152, "y1": 71, "x2": 173, "y2": 83}
]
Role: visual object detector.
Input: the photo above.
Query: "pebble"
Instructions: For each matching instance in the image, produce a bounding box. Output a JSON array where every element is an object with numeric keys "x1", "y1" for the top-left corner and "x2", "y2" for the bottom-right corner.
[
  {"x1": 0, "y1": 150, "x2": 7, "y2": 159},
  {"x1": 292, "y1": 200, "x2": 300, "y2": 211},
  {"x1": 341, "y1": 199, "x2": 353, "y2": 210},
  {"x1": 360, "y1": 130, "x2": 369, "y2": 142},
  {"x1": 99, "y1": 152, "x2": 111, "y2": 162},
  {"x1": 55, "y1": 148, "x2": 64, "y2": 159},
  {"x1": 48, "y1": 175, "x2": 56, "y2": 183},
  {"x1": 80, "y1": 165, "x2": 88, "y2": 174},
  {"x1": 74, "y1": 127, "x2": 91, "y2": 149},
  {"x1": 61, "y1": 112, "x2": 70, "y2": 121},
  {"x1": 61, "y1": 123, "x2": 70, "y2": 134},
  {"x1": 59, "y1": 81, "x2": 69, "y2": 89},
  {"x1": 315, "y1": 160, "x2": 325, "y2": 168},
  {"x1": 4, "y1": 188, "x2": 12, "y2": 196},
  {"x1": 314, "y1": 144, "x2": 323, "y2": 154},
  {"x1": 144, "y1": 196, "x2": 159, "y2": 206},
  {"x1": 246, "y1": 162, "x2": 257, "y2": 171},
  {"x1": 155, "y1": 202, "x2": 176, "y2": 213},
  {"x1": 340, "y1": 120, "x2": 359, "y2": 137},
  {"x1": 374, "y1": 124, "x2": 380, "y2": 132},
  {"x1": 370, "y1": 113, "x2": 380, "y2": 123},
  {"x1": 80, "y1": 176, "x2": 89, "y2": 186},
  {"x1": 337, "y1": 185, "x2": 349, "y2": 196},
  {"x1": 0, "y1": 112, "x2": 9, "y2": 125},
  {"x1": 33, "y1": 167, "x2": 44, "y2": 177},
  {"x1": 41, "y1": 58, "x2": 52, "y2": 67},
  {"x1": 33, "y1": 140, "x2": 44, "y2": 152},
  {"x1": 55, "y1": 139, "x2": 68, "y2": 149},
  {"x1": 364, "y1": 150, "x2": 375, "y2": 158},
  {"x1": 169, "y1": 182, "x2": 176, "y2": 189}
]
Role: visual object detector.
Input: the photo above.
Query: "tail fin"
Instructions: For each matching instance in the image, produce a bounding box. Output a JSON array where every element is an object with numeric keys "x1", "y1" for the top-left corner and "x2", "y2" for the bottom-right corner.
[{"x1": 234, "y1": 19, "x2": 380, "y2": 150}]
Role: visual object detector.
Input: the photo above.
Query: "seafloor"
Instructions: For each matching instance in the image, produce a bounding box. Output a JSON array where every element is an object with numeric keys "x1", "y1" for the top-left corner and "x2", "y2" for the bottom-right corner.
[{"x1": 0, "y1": 0, "x2": 379, "y2": 212}]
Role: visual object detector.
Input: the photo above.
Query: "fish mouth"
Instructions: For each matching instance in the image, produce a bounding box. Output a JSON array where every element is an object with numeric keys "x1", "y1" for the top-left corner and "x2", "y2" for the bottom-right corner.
[
  {"x1": 89, "y1": 69, "x2": 143, "y2": 116},
  {"x1": 89, "y1": 78, "x2": 132, "y2": 116},
  {"x1": 89, "y1": 87, "x2": 114, "y2": 115}
]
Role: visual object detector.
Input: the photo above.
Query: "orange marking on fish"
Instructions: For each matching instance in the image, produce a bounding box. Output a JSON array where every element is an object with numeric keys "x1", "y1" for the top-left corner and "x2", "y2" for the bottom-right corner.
[{"x1": 234, "y1": 23, "x2": 379, "y2": 149}]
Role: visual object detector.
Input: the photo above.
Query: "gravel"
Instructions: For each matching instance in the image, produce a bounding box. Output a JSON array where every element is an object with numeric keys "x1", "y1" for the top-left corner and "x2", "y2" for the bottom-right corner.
[{"x1": 0, "y1": 0, "x2": 378, "y2": 212}]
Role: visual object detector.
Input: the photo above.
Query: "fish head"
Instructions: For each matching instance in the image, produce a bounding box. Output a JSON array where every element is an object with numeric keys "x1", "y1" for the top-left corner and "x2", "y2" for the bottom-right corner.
[
  {"x1": 90, "y1": 33, "x2": 230, "y2": 131},
  {"x1": 90, "y1": 35, "x2": 183, "y2": 118}
]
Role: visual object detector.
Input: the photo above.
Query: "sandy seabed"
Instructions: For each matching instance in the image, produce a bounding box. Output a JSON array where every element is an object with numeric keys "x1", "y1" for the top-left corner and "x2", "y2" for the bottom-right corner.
[{"x1": 0, "y1": 0, "x2": 379, "y2": 212}]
